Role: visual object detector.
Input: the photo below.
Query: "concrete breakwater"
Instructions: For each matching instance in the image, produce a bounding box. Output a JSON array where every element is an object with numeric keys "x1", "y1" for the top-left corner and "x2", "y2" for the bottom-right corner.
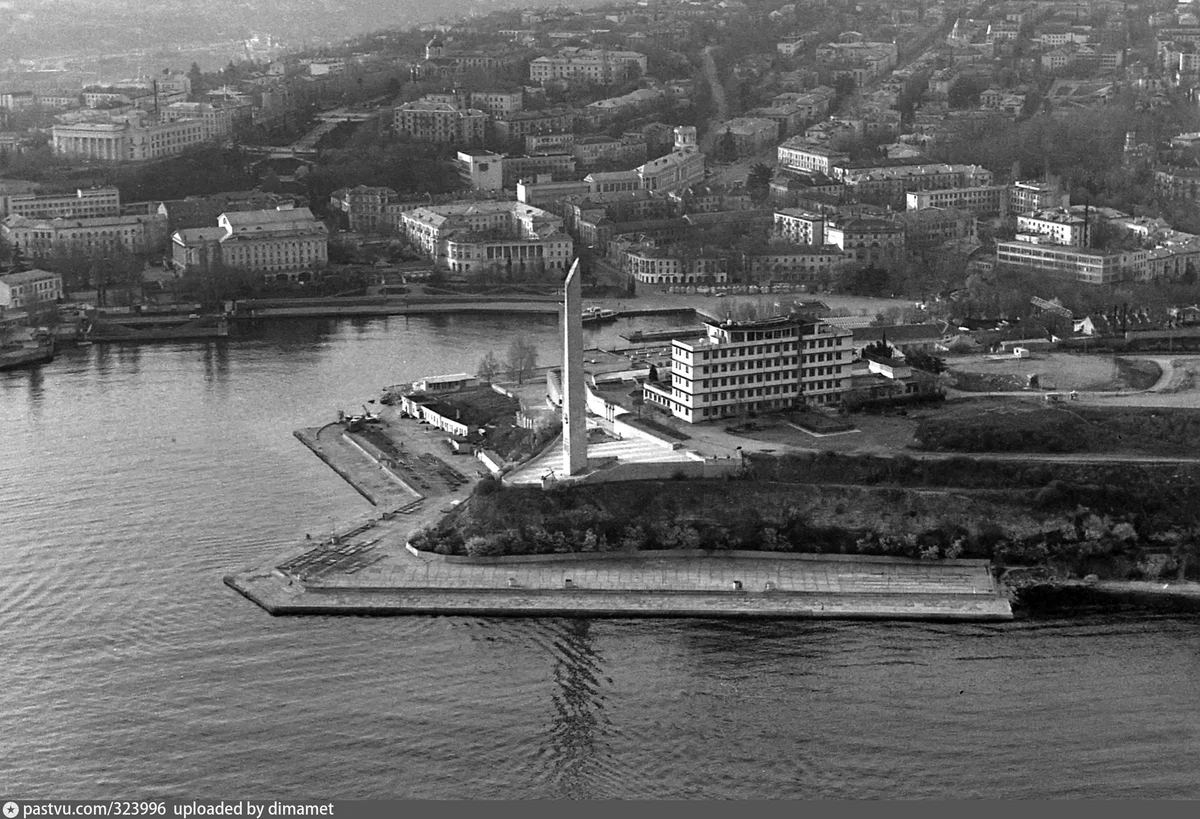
[{"x1": 226, "y1": 409, "x2": 1014, "y2": 621}]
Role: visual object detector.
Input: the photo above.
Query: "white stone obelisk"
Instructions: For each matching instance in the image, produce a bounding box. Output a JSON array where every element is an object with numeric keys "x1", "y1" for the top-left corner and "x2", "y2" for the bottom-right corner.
[{"x1": 562, "y1": 259, "x2": 588, "y2": 475}]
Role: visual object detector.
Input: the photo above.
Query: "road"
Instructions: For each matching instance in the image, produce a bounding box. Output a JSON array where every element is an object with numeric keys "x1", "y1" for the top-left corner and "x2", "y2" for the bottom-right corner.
[
  {"x1": 699, "y1": 45, "x2": 729, "y2": 155},
  {"x1": 947, "y1": 356, "x2": 1200, "y2": 409}
]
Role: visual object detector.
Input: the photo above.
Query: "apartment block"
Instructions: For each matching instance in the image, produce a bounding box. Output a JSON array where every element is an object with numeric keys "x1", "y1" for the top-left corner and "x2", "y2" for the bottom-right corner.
[
  {"x1": 824, "y1": 217, "x2": 905, "y2": 265},
  {"x1": 774, "y1": 209, "x2": 826, "y2": 245},
  {"x1": 1016, "y1": 208, "x2": 1089, "y2": 247},
  {"x1": 2, "y1": 211, "x2": 169, "y2": 258},
  {"x1": 621, "y1": 245, "x2": 729, "y2": 285},
  {"x1": 0, "y1": 186, "x2": 120, "y2": 219},
  {"x1": 393, "y1": 100, "x2": 487, "y2": 145},
  {"x1": 529, "y1": 49, "x2": 647, "y2": 86}
]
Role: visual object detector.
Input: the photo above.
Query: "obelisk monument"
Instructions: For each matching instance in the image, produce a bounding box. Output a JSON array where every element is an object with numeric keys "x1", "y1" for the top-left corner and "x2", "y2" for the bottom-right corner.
[{"x1": 562, "y1": 259, "x2": 588, "y2": 475}]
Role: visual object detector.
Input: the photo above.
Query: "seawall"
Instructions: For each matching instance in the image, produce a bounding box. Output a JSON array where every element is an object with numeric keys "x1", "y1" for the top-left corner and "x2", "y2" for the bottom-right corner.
[
  {"x1": 223, "y1": 573, "x2": 1013, "y2": 621},
  {"x1": 227, "y1": 409, "x2": 1014, "y2": 622}
]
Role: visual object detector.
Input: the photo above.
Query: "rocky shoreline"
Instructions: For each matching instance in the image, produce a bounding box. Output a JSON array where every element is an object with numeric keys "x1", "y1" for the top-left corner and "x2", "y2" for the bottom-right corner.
[{"x1": 1004, "y1": 574, "x2": 1200, "y2": 616}]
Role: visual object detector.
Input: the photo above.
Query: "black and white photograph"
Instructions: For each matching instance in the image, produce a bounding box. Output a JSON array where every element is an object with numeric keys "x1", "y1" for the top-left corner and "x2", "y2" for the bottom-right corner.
[{"x1": 2, "y1": 0, "x2": 1200, "y2": 802}]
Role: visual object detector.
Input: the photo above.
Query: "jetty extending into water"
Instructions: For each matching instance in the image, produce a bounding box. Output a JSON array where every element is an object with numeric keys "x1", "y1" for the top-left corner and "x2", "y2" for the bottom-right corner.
[{"x1": 225, "y1": 405, "x2": 1013, "y2": 621}]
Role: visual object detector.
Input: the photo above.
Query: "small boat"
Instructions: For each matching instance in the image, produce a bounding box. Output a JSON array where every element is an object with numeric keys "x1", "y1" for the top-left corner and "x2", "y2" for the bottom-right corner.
[
  {"x1": 581, "y1": 307, "x2": 618, "y2": 325},
  {"x1": 0, "y1": 330, "x2": 55, "y2": 372}
]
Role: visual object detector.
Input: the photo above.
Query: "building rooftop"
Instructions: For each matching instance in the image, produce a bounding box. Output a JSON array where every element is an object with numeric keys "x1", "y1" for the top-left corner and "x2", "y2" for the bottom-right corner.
[{"x1": 0, "y1": 268, "x2": 59, "y2": 285}]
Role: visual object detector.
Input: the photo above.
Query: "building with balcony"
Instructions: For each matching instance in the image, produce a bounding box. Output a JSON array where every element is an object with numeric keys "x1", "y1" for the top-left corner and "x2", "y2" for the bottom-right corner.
[
  {"x1": 1008, "y1": 180, "x2": 1068, "y2": 213},
  {"x1": 642, "y1": 315, "x2": 853, "y2": 422},
  {"x1": 774, "y1": 209, "x2": 826, "y2": 245}
]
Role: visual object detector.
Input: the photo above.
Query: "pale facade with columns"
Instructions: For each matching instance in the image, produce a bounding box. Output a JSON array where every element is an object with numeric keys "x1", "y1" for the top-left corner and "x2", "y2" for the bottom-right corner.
[{"x1": 51, "y1": 116, "x2": 209, "y2": 162}]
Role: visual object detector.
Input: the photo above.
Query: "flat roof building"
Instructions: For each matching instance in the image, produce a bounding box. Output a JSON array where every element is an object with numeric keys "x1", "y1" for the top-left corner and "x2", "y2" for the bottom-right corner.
[{"x1": 643, "y1": 315, "x2": 853, "y2": 422}]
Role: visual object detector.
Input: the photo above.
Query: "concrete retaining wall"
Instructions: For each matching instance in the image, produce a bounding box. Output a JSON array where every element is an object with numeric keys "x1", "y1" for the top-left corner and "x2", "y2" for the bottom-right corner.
[
  {"x1": 572, "y1": 458, "x2": 735, "y2": 483},
  {"x1": 405, "y1": 542, "x2": 992, "y2": 567},
  {"x1": 293, "y1": 426, "x2": 380, "y2": 506}
]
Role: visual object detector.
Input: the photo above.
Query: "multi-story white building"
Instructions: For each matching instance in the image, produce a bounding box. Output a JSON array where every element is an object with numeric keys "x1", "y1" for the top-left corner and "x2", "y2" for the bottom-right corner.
[
  {"x1": 529, "y1": 49, "x2": 647, "y2": 85},
  {"x1": 716, "y1": 117, "x2": 780, "y2": 156},
  {"x1": 424, "y1": 89, "x2": 525, "y2": 117},
  {"x1": 526, "y1": 132, "x2": 575, "y2": 154},
  {"x1": 162, "y1": 102, "x2": 236, "y2": 139},
  {"x1": 774, "y1": 209, "x2": 826, "y2": 245},
  {"x1": 842, "y1": 163, "x2": 993, "y2": 207},
  {"x1": 393, "y1": 100, "x2": 487, "y2": 145},
  {"x1": 584, "y1": 131, "x2": 704, "y2": 196},
  {"x1": 1008, "y1": 181, "x2": 1068, "y2": 213},
  {"x1": 621, "y1": 245, "x2": 729, "y2": 284},
  {"x1": 572, "y1": 134, "x2": 647, "y2": 169},
  {"x1": 772, "y1": 87, "x2": 836, "y2": 122},
  {"x1": 399, "y1": 201, "x2": 573, "y2": 276},
  {"x1": 892, "y1": 207, "x2": 977, "y2": 247},
  {"x1": 642, "y1": 315, "x2": 854, "y2": 422},
  {"x1": 0, "y1": 269, "x2": 62, "y2": 311},
  {"x1": 0, "y1": 92, "x2": 35, "y2": 110},
  {"x1": 328, "y1": 185, "x2": 426, "y2": 233},
  {"x1": 0, "y1": 186, "x2": 120, "y2": 220},
  {"x1": 748, "y1": 246, "x2": 843, "y2": 283},
  {"x1": 777, "y1": 139, "x2": 849, "y2": 175},
  {"x1": 1016, "y1": 208, "x2": 1089, "y2": 247},
  {"x1": 905, "y1": 185, "x2": 1008, "y2": 215},
  {"x1": 2, "y1": 212, "x2": 169, "y2": 258},
  {"x1": 171, "y1": 207, "x2": 328, "y2": 281},
  {"x1": 996, "y1": 238, "x2": 1145, "y2": 285},
  {"x1": 815, "y1": 41, "x2": 898, "y2": 79},
  {"x1": 824, "y1": 218, "x2": 905, "y2": 265}
]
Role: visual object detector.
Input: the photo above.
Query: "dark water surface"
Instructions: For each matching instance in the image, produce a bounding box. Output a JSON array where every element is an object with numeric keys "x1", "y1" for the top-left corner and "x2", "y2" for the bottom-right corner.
[{"x1": 2, "y1": 315, "x2": 1199, "y2": 799}]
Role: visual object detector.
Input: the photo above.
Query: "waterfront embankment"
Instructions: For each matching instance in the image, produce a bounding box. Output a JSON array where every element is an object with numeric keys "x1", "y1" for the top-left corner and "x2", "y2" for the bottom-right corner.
[{"x1": 226, "y1": 406, "x2": 1013, "y2": 621}]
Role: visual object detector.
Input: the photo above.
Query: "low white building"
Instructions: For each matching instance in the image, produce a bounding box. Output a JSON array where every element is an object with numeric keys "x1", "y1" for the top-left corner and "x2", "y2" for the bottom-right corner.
[{"x1": 0, "y1": 269, "x2": 62, "y2": 310}]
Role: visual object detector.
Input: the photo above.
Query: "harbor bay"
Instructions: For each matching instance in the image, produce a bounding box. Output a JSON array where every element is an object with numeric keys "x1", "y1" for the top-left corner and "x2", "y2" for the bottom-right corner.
[{"x1": 2, "y1": 314, "x2": 1200, "y2": 799}]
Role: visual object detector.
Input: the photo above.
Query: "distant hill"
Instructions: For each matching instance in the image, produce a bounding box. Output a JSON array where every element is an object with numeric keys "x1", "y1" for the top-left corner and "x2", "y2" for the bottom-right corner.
[{"x1": 0, "y1": 0, "x2": 579, "y2": 62}]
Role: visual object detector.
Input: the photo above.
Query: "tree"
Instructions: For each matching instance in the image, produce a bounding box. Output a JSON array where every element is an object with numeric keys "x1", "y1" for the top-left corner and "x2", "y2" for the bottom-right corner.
[
  {"x1": 747, "y1": 162, "x2": 773, "y2": 202},
  {"x1": 905, "y1": 350, "x2": 947, "y2": 374},
  {"x1": 718, "y1": 127, "x2": 738, "y2": 162},
  {"x1": 477, "y1": 350, "x2": 501, "y2": 383},
  {"x1": 506, "y1": 336, "x2": 538, "y2": 384}
]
